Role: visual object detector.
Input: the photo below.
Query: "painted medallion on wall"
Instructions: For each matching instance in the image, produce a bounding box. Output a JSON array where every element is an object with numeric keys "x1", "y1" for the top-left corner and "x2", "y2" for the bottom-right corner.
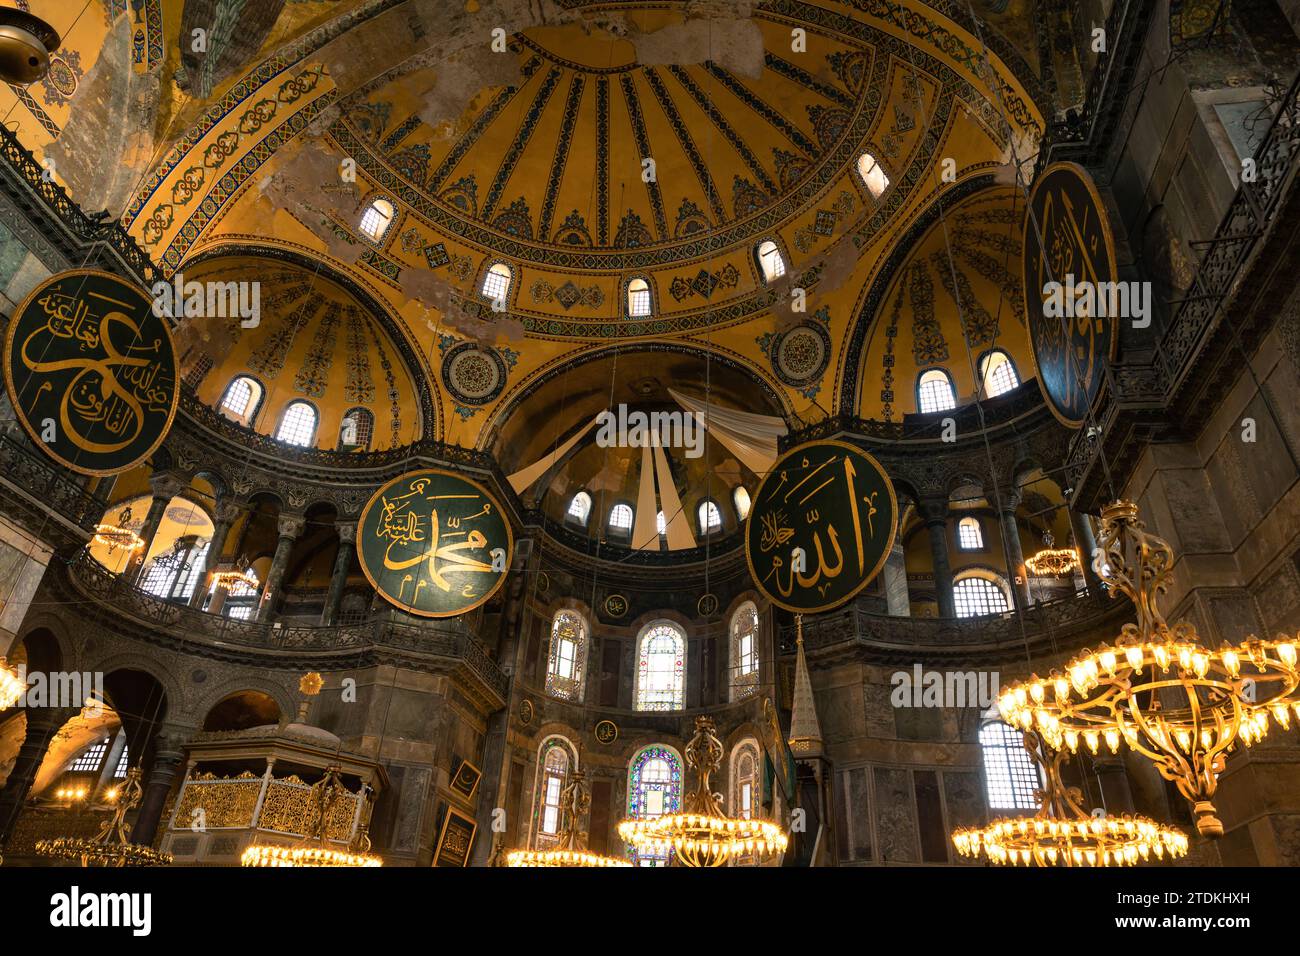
[
  {"x1": 1021, "y1": 162, "x2": 1119, "y2": 428},
  {"x1": 745, "y1": 440, "x2": 898, "y2": 614},
  {"x1": 5, "y1": 270, "x2": 178, "y2": 475},
  {"x1": 357, "y1": 468, "x2": 513, "y2": 618}
]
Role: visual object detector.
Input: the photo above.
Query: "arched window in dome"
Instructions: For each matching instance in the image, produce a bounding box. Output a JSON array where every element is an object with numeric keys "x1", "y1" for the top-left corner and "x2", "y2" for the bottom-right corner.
[
  {"x1": 530, "y1": 737, "x2": 576, "y2": 849},
  {"x1": 698, "y1": 499, "x2": 723, "y2": 535},
  {"x1": 339, "y1": 407, "x2": 373, "y2": 450},
  {"x1": 729, "y1": 601, "x2": 760, "y2": 700},
  {"x1": 755, "y1": 239, "x2": 786, "y2": 283},
  {"x1": 656, "y1": 510, "x2": 666, "y2": 538},
  {"x1": 979, "y1": 712, "x2": 1040, "y2": 811},
  {"x1": 219, "y1": 375, "x2": 263, "y2": 427},
  {"x1": 957, "y1": 516, "x2": 984, "y2": 551},
  {"x1": 608, "y1": 502, "x2": 634, "y2": 534},
  {"x1": 545, "y1": 610, "x2": 587, "y2": 702},
  {"x1": 979, "y1": 349, "x2": 1020, "y2": 398},
  {"x1": 627, "y1": 745, "x2": 683, "y2": 866},
  {"x1": 856, "y1": 152, "x2": 890, "y2": 199},
  {"x1": 626, "y1": 277, "x2": 652, "y2": 317},
  {"x1": 481, "y1": 262, "x2": 513, "y2": 305},
  {"x1": 567, "y1": 490, "x2": 592, "y2": 527},
  {"x1": 359, "y1": 197, "x2": 395, "y2": 241},
  {"x1": 276, "y1": 401, "x2": 318, "y2": 447},
  {"x1": 732, "y1": 486, "x2": 751, "y2": 522},
  {"x1": 634, "y1": 622, "x2": 685, "y2": 711},
  {"x1": 953, "y1": 574, "x2": 1011, "y2": 618},
  {"x1": 730, "y1": 738, "x2": 762, "y2": 820},
  {"x1": 917, "y1": 368, "x2": 956, "y2": 414}
]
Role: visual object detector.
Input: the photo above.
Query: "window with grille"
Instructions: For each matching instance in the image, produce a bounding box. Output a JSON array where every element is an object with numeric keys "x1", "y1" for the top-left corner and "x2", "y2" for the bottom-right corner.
[
  {"x1": 70, "y1": 739, "x2": 108, "y2": 772},
  {"x1": 980, "y1": 719, "x2": 1041, "y2": 810},
  {"x1": 917, "y1": 368, "x2": 956, "y2": 413},
  {"x1": 340, "y1": 408, "x2": 374, "y2": 449},
  {"x1": 482, "y1": 263, "x2": 512, "y2": 304},
  {"x1": 730, "y1": 602, "x2": 760, "y2": 700},
  {"x1": 359, "y1": 198, "x2": 395, "y2": 240},
  {"x1": 627, "y1": 746, "x2": 683, "y2": 865},
  {"x1": 756, "y1": 240, "x2": 786, "y2": 283},
  {"x1": 219, "y1": 376, "x2": 262, "y2": 422},
  {"x1": 608, "y1": 503, "x2": 633, "y2": 532},
  {"x1": 698, "y1": 500, "x2": 722, "y2": 534},
  {"x1": 656, "y1": 510, "x2": 666, "y2": 536},
  {"x1": 276, "y1": 401, "x2": 317, "y2": 447},
  {"x1": 953, "y1": 576, "x2": 1010, "y2": 617},
  {"x1": 957, "y1": 517, "x2": 983, "y2": 551},
  {"x1": 635, "y1": 623, "x2": 685, "y2": 711},
  {"x1": 567, "y1": 491, "x2": 592, "y2": 526},
  {"x1": 979, "y1": 350, "x2": 1020, "y2": 398},
  {"x1": 184, "y1": 353, "x2": 214, "y2": 388},
  {"x1": 627, "y1": 277, "x2": 652, "y2": 317},
  {"x1": 114, "y1": 744, "x2": 129, "y2": 778}
]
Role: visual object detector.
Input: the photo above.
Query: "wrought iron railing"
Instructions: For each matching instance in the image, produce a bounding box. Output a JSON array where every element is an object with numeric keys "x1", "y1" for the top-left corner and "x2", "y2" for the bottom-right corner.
[
  {"x1": 0, "y1": 434, "x2": 105, "y2": 532},
  {"x1": 65, "y1": 553, "x2": 508, "y2": 699}
]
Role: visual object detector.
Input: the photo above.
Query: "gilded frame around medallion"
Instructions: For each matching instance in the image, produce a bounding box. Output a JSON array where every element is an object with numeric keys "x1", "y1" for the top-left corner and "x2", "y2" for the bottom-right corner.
[
  {"x1": 4, "y1": 269, "x2": 179, "y2": 476},
  {"x1": 432, "y1": 804, "x2": 478, "y2": 867}
]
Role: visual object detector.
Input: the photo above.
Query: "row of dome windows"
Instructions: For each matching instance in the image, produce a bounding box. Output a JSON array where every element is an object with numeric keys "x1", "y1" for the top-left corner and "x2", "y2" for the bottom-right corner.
[
  {"x1": 566, "y1": 486, "x2": 750, "y2": 538},
  {"x1": 218, "y1": 375, "x2": 373, "y2": 449},
  {"x1": 917, "y1": 350, "x2": 1020, "y2": 413},
  {"x1": 353, "y1": 152, "x2": 892, "y2": 316}
]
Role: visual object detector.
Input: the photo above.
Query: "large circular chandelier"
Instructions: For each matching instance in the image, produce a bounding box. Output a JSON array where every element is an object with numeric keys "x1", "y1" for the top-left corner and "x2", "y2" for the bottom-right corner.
[
  {"x1": 93, "y1": 506, "x2": 145, "y2": 555},
  {"x1": 1025, "y1": 533, "x2": 1080, "y2": 577},
  {"x1": 618, "y1": 716, "x2": 788, "y2": 867},
  {"x1": 951, "y1": 732, "x2": 1188, "y2": 866},
  {"x1": 34, "y1": 768, "x2": 173, "y2": 867},
  {"x1": 996, "y1": 500, "x2": 1300, "y2": 836},
  {"x1": 242, "y1": 767, "x2": 382, "y2": 868},
  {"x1": 507, "y1": 769, "x2": 630, "y2": 867}
]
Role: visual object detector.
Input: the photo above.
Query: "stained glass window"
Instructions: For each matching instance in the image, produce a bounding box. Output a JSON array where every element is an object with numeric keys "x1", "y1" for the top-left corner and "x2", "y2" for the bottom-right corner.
[
  {"x1": 730, "y1": 739, "x2": 762, "y2": 831},
  {"x1": 980, "y1": 717, "x2": 1040, "y2": 810},
  {"x1": 730, "y1": 601, "x2": 760, "y2": 701},
  {"x1": 627, "y1": 745, "x2": 683, "y2": 866},
  {"x1": 635, "y1": 622, "x2": 685, "y2": 711},
  {"x1": 531, "y1": 737, "x2": 576, "y2": 849},
  {"x1": 545, "y1": 610, "x2": 587, "y2": 701}
]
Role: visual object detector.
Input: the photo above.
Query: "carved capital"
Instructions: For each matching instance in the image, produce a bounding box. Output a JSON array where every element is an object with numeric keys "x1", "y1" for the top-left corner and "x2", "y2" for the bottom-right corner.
[
  {"x1": 147, "y1": 471, "x2": 188, "y2": 501},
  {"x1": 277, "y1": 514, "x2": 306, "y2": 539},
  {"x1": 335, "y1": 522, "x2": 357, "y2": 545},
  {"x1": 214, "y1": 497, "x2": 243, "y2": 526}
]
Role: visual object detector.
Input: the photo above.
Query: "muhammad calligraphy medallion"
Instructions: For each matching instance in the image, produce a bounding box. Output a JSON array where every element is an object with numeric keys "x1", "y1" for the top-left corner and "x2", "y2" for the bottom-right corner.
[
  {"x1": 5, "y1": 270, "x2": 178, "y2": 475},
  {"x1": 745, "y1": 440, "x2": 897, "y2": 614},
  {"x1": 1022, "y1": 162, "x2": 1119, "y2": 428},
  {"x1": 357, "y1": 469, "x2": 513, "y2": 618}
]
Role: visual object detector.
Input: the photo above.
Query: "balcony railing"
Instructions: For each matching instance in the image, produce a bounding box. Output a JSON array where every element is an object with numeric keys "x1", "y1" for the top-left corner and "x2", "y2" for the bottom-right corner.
[
  {"x1": 779, "y1": 587, "x2": 1132, "y2": 661},
  {"x1": 64, "y1": 554, "x2": 508, "y2": 701},
  {"x1": 0, "y1": 433, "x2": 105, "y2": 533}
]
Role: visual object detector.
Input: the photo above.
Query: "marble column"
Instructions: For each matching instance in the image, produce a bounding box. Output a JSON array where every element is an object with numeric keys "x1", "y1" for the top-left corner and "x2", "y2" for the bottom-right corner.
[
  {"x1": 256, "y1": 513, "x2": 305, "y2": 622},
  {"x1": 321, "y1": 522, "x2": 356, "y2": 626},
  {"x1": 190, "y1": 497, "x2": 241, "y2": 608},
  {"x1": 919, "y1": 498, "x2": 956, "y2": 618},
  {"x1": 125, "y1": 472, "x2": 188, "y2": 584},
  {"x1": 1070, "y1": 509, "x2": 1103, "y2": 593},
  {"x1": 997, "y1": 492, "x2": 1031, "y2": 610},
  {"x1": 882, "y1": 542, "x2": 911, "y2": 616},
  {"x1": 0, "y1": 706, "x2": 78, "y2": 846},
  {"x1": 130, "y1": 728, "x2": 190, "y2": 847}
]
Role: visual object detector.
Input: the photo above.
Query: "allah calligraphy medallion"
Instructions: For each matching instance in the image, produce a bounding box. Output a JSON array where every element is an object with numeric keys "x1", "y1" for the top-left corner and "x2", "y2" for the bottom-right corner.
[
  {"x1": 1022, "y1": 162, "x2": 1119, "y2": 428},
  {"x1": 745, "y1": 440, "x2": 898, "y2": 614},
  {"x1": 5, "y1": 270, "x2": 178, "y2": 475},
  {"x1": 357, "y1": 469, "x2": 514, "y2": 618}
]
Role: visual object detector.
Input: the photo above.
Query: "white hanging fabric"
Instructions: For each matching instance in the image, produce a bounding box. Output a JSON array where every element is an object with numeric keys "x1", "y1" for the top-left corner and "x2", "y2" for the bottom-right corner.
[
  {"x1": 667, "y1": 388, "x2": 786, "y2": 476},
  {"x1": 631, "y1": 442, "x2": 660, "y2": 551},
  {"x1": 653, "y1": 442, "x2": 696, "y2": 550},
  {"x1": 506, "y1": 414, "x2": 602, "y2": 494}
]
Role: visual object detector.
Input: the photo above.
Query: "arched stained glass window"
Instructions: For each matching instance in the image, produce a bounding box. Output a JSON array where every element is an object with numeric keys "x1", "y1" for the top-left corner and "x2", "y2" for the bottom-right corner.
[
  {"x1": 545, "y1": 610, "x2": 587, "y2": 702},
  {"x1": 635, "y1": 622, "x2": 685, "y2": 711},
  {"x1": 730, "y1": 601, "x2": 760, "y2": 701},
  {"x1": 531, "y1": 737, "x2": 576, "y2": 849},
  {"x1": 979, "y1": 715, "x2": 1040, "y2": 810},
  {"x1": 730, "y1": 739, "x2": 762, "y2": 821},
  {"x1": 627, "y1": 745, "x2": 683, "y2": 866}
]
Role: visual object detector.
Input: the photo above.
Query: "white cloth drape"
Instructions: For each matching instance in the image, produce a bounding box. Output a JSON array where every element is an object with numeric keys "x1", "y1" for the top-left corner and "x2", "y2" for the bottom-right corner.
[
  {"x1": 667, "y1": 388, "x2": 787, "y2": 476},
  {"x1": 506, "y1": 414, "x2": 601, "y2": 494}
]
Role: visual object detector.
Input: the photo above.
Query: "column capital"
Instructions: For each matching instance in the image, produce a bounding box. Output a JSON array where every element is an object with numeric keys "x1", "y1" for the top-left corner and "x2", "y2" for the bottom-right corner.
[
  {"x1": 277, "y1": 514, "x2": 306, "y2": 539},
  {"x1": 147, "y1": 470, "x2": 188, "y2": 500},
  {"x1": 916, "y1": 496, "x2": 950, "y2": 525},
  {"x1": 335, "y1": 521, "x2": 357, "y2": 545},
  {"x1": 994, "y1": 488, "x2": 1022, "y2": 513},
  {"x1": 214, "y1": 497, "x2": 243, "y2": 525}
]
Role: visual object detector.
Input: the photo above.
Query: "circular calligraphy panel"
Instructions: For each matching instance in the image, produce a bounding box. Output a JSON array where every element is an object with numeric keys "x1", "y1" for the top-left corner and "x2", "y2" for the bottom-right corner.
[
  {"x1": 357, "y1": 469, "x2": 513, "y2": 618},
  {"x1": 1022, "y1": 162, "x2": 1119, "y2": 428},
  {"x1": 5, "y1": 270, "x2": 178, "y2": 475},
  {"x1": 745, "y1": 440, "x2": 898, "y2": 614}
]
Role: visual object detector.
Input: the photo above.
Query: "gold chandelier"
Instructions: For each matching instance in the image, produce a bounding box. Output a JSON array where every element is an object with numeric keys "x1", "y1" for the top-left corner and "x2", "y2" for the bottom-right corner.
[
  {"x1": 1025, "y1": 533, "x2": 1080, "y2": 577},
  {"x1": 617, "y1": 716, "x2": 788, "y2": 867},
  {"x1": 0, "y1": 658, "x2": 21, "y2": 709},
  {"x1": 93, "y1": 506, "x2": 144, "y2": 555},
  {"x1": 241, "y1": 767, "x2": 382, "y2": 867},
  {"x1": 211, "y1": 568, "x2": 258, "y2": 590},
  {"x1": 952, "y1": 731, "x2": 1188, "y2": 866},
  {"x1": 507, "y1": 769, "x2": 630, "y2": 867},
  {"x1": 997, "y1": 500, "x2": 1300, "y2": 836},
  {"x1": 35, "y1": 768, "x2": 173, "y2": 867}
]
